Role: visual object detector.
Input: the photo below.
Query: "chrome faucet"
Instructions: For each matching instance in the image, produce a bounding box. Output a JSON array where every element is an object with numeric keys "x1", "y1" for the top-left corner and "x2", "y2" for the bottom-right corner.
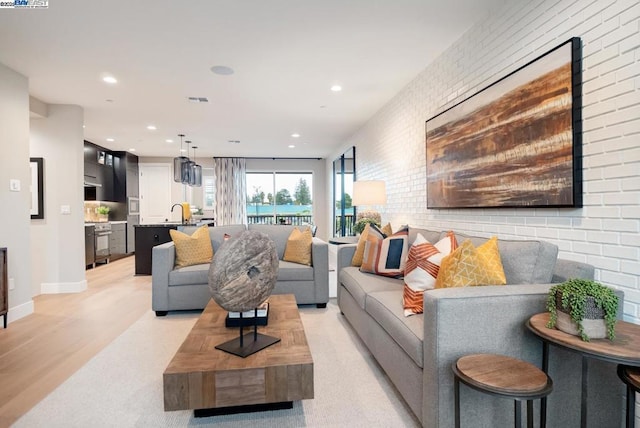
[{"x1": 171, "y1": 203, "x2": 184, "y2": 224}]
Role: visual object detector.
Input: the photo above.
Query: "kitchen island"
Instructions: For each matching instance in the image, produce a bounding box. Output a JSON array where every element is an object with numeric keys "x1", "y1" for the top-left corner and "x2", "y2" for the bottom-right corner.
[{"x1": 134, "y1": 224, "x2": 180, "y2": 275}]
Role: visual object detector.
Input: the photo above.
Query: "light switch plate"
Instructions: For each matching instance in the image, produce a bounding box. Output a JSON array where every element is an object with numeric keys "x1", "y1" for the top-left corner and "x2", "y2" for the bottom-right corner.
[
  {"x1": 9, "y1": 278, "x2": 15, "y2": 290},
  {"x1": 10, "y1": 179, "x2": 20, "y2": 192},
  {"x1": 60, "y1": 205, "x2": 71, "y2": 215}
]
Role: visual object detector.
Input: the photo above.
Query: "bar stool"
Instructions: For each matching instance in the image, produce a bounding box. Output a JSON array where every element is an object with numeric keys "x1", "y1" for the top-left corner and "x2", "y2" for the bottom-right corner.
[
  {"x1": 453, "y1": 353, "x2": 553, "y2": 428},
  {"x1": 618, "y1": 365, "x2": 640, "y2": 428}
]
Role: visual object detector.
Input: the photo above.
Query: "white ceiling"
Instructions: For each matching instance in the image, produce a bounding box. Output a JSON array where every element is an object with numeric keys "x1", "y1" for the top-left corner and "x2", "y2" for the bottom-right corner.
[{"x1": 0, "y1": 0, "x2": 502, "y2": 159}]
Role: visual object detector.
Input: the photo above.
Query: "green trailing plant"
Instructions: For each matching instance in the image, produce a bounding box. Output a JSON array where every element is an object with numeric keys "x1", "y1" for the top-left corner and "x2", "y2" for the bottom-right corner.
[
  {"x1": 546, "y1": 278, "x2": 618, "y2": 342},
  {"x1": 96, "y1": 206, "x2": 110, "y2": 215}
]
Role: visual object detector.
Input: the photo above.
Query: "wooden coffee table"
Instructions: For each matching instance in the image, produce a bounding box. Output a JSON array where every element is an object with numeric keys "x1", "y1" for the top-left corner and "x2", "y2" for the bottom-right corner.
[{"x1": 163, "y1": 294, "x2": 314, "y2": 416}]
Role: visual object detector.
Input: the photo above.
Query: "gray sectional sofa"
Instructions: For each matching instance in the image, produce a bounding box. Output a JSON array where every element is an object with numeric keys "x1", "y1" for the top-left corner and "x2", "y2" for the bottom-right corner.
[
  {"x1": 152, "y1": 224, "x2": 329, "y2": 315},
  {"x1": 337, "y1": 227, "x2": 623, "y2": 428}
]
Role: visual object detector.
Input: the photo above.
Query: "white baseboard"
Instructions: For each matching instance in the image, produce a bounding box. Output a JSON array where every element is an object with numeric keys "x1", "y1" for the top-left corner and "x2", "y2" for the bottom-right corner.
[
  {"x1": 40, "y1": 279, "x2": 87, "y2": 294},
  {"x1": 7, "y1": 300, "x2": 34, "y2": 324}
]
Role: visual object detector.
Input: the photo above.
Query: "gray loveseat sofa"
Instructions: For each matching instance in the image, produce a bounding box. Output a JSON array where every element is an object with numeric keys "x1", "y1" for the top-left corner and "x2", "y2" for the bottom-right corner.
[
  {"x1": 337, "y1": 227, "x2": 623, "y2": 428},
  {"x1": 152, "y1": 224, "x2": 329, "y2": 315}
]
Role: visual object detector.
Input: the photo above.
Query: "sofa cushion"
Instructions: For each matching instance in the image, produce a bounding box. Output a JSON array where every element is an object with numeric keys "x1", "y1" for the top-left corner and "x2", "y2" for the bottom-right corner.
[
  {"x1": 278, "y1": 260, "x2": 314, "y2": 281},
  {"x1": 408, "y1": 227, "x2": 441, "y2": 246},
  {"x1": 339, "y1": 266, "x2": 401, "y2": 309},
  {"x1": 452, "y1": 232, "x2": 558, "y2": 284},
  {"x1": 283, "y1": 227, "x2": 313, "y2": 265},
  {"x1": 366, "y1": 290, "x2": 424, "y2": 368},
  {"x1": 351, "y1": 223, "x2": 371, "y2": 267},
  {"x1": 435, "y1": 238, "x2": 507, "y2": 288},
  {"x1": 403, "y1": 231, "x2": 457, "y2": 316},
  {"x1": 169, "y1": 226, "x2": 213, "y2": 268},
  {"x1": 360, "y1": 225, "x2": 409, "y2": 278},
  {"x1": 168, "y1": 263, "x2": 209, "y2": 286},
  {"x1": 248, "y1": 224, "x2": 310, "y2": 259},
  {"x1": 178, "y1": 224, "x2": 246, "y2": 252}
]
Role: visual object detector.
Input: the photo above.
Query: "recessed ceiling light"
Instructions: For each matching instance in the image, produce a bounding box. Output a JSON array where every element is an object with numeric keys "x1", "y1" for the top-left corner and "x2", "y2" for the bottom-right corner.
[
  {"x1": 188, "y1": 97, "x2": 209, "y2": 103},
  {"x1": 291, "y1": 133, "x2": 300, "y2": 138},
  {"x1": 106, "y1": 99, "x2": 114, "y2": 103},
  {"x1": 102, "y1": 75, "x2": 117, "y2": 84},
  {"x1": 128, "y1": 148, "x2": 136, "y2": 152},
  {"x1": 147, "y1": 125, "x2": 157, "y2": 131},
  {"x1": 320, "y1": 105, "x2": 327, "y2": 108},
  {"x1": 228, "y1": 140, "x2": 240, "y2": 144},
  {"x1": 106, "y1": 138, "x2": 115, "y2": 142},
  {"x1": 288, "y1": 145, "x2": 295, "y2": 149},
  {"x1": 166, "y1": 139, "x2": 174, "y2": 143},
  {"x1": 211, "y1": 65, "x2": 235, "y2": 75},
  {"x1": 330, "y1": 85, "x2": 342, "y2": 92},
  {"x1": 180, "y1": 149, "x2": 187, "y2": 153}
]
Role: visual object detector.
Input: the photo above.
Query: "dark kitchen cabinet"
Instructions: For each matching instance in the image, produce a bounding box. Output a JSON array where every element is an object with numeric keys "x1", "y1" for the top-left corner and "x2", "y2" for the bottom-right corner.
[
  {"x1": 85, "y1": 224, "x2": 95, "y2": 268},
  {"x1": 109, "y1": 222, "x2": 127, "y2": 259},
  {"x1": 84, "y1": 141, "x2": 115, "y2": 202},
  {"x1": 134, "y1": 225, "x2": 176, "y2": 275},
  {"x1": 113, "y1": 152, "x2": 139, "y2": 203}
]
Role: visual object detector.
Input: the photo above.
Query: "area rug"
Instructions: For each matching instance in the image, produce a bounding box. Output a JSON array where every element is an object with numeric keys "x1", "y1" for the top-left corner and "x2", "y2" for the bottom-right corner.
[{"x1": 14, "y1": 300, "x2": 419, "y2": 427}]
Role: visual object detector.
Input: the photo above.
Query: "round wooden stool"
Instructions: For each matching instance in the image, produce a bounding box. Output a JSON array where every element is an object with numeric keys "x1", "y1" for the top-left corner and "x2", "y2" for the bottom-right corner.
[
  {"x1": 453, "y1": 354, "x2": 553, "y2": 428},
  {"x1": 618, "y1": 365, "x2": 640, "y2": 428}
]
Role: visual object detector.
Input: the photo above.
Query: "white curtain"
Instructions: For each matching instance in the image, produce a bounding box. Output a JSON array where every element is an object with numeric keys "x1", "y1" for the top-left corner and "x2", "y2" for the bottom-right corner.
[{"x1": 213, "y1": 157, "x2": 247, "y2": 225}]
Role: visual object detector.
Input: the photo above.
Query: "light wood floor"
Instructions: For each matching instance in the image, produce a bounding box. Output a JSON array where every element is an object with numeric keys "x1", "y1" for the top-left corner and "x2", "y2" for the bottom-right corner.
[{"x1": 0, "y1": 256, "x2": 150, "y2": 427}]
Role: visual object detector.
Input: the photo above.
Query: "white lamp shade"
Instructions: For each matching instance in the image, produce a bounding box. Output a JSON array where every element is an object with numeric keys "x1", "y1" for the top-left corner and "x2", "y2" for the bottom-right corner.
[{"x1": 352, "y1": 180, "x2": 386, "y2": 206}]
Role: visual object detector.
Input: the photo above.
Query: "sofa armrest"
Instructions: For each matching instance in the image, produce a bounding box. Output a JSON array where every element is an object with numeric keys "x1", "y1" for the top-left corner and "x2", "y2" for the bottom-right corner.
[
  {"x1": 552, "y1": 258, "x2": 595, "y2": 282},
  {"x1": 336, "y1": 244, "x2": 357, "y2": 302},
  {"x1": 421, "y1": 284, "x2": 552, "y2": 428},
  {"x1": 336, "y1": 244, "x2": 357, "y2": 273},
  {"x1": 151, "y1": 241, "x2": 176, "y2": 311},
  {"x1": 312, "y1": 237, "x2": 329, "y2": 304}
]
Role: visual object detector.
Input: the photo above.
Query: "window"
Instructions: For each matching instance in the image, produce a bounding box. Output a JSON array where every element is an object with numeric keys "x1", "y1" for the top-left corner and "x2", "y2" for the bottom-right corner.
[
  {"x1": 202, "y1": 168, "x2": 214, "y2": 210},
  {"x1": 246, "y1": 172, "x2": 313, "y2": 225}
]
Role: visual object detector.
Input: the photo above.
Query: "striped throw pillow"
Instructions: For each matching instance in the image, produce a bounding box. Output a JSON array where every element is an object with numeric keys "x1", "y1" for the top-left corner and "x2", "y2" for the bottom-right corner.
[
  {"x1": 403, "y1": 231, "x2": 457, "y2": 316},
  {"x1": 360, "y1": 225, "x2": 409, "y2": 278}
]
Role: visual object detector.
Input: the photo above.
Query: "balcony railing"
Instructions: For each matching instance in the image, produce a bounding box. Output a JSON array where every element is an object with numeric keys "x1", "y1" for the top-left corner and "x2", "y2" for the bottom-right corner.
[
  {"x1": 334, "y1": 214, "x2": 355, "y2": 236},
  {"x1": 247, "y1": 214, "x2": 313, "y2": 226}
]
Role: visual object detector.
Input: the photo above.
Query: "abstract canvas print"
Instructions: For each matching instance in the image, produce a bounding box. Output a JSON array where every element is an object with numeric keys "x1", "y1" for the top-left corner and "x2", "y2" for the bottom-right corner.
[{"x1": 426, "y1": 38, "x2": 582, "y2": 208}]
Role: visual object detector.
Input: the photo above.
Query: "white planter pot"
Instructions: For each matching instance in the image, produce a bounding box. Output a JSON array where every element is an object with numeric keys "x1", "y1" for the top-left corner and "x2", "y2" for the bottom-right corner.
[{"x1": 555, "y1": 310, "x2": 607, "y2": 340}]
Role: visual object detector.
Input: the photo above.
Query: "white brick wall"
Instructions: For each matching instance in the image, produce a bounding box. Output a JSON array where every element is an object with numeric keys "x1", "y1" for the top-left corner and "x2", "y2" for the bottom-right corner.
[{"x1": 335, "y1": 0, "x2": 640, "y2": 324}]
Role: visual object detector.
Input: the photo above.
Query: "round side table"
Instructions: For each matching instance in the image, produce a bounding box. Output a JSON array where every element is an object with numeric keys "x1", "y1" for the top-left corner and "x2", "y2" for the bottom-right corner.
[
  {"x1": 453, "y1": 353, "x2": 553, "y2": 428},
  {"x1": 618, "y1": 365, "x2": 640, "y2": 428}
]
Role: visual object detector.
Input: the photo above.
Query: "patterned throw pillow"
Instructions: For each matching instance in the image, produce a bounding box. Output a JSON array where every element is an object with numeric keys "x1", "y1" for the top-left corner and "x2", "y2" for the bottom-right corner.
[
  {"x1": 403, "y1": 231, "x2": 458, "y2": 316},
  {"x1": 351, "y1": 223, "x2": 372, "y2": 267},
  {"x1": 435, "y1": 237, "x2": 507, "y2": 288},
  {"x1": 169, "y1": 225, "x2": 213, "y2": 268},
  {"x1": 360, "y1": 225, "x2": 409, "y2": 278},
  {"x1": 283, "y1": 227, "x2": 313, "y2": 266}
]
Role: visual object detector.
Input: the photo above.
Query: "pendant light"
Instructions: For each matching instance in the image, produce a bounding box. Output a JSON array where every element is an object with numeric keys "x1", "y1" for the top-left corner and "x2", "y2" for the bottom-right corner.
[
  {"x1": 182, "y1": 140, "x2": 195, "y2": 184},
  {"x1": 173, "y1": 134, "x2": 189, "y2": 183},
  {"x1": 190, "y1": 145, "x2": 202, "y2": 187}
]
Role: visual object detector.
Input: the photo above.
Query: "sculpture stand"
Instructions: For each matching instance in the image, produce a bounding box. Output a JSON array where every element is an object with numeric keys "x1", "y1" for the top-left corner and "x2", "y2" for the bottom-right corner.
[{"x1": 215, "y1": 308, "x2": 280, "y2": 358}]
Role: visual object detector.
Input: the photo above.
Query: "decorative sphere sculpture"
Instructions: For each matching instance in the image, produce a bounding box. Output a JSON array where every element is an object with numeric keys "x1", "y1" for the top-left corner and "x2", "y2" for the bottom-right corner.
[{"x1": 208, "y1": 230, "x2": 279, "y2": 312}]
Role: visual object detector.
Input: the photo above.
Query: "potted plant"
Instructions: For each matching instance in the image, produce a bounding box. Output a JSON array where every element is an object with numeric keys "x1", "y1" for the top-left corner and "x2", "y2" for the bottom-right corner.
[
  {"x1": 353, "y1": 210, "x2": 381, "y2": 235},
  {"x1": 96, "y1": 206, "x2": 110, "y2": 222},
  {"x1": 546, "y1": 278, "x2": 619, "y2": 342}
]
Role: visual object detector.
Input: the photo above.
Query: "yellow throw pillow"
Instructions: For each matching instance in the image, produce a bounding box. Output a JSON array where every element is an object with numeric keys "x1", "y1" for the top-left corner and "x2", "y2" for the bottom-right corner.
[
  {"x1": 381, "y1": 222, "x2": 393, "y2": 236},
  {"x1": 351, "y1": 223, "x2": 371, "y2": 267},
  {"x1": 169, "y1": 225, "x2": 213, "y2": 268},
  {"x1": 435, "y1": 238, "x2": 506, "y2": 288},
  {"x1": 283, "y1": 227, "x2": 313, "y2": 266}
]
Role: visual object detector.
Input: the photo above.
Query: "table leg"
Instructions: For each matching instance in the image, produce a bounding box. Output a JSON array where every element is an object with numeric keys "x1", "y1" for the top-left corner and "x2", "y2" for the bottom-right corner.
[
  {"x1": 515, "y1": 400, "x2": 522, "y2": 428},
  {"x1": 541, "y1": 342, "x2": 549, "y2": 428},
  {"x1": 581, "y1": 355, "x2": 588, "y2": 428},
  {"x1": 454, "y1": 375, "x2": 460, "y2": 428}
]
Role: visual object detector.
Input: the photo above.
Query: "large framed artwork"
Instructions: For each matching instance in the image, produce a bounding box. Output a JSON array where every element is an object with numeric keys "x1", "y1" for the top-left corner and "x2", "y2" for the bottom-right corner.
[
  {"x1": 426, "y1": 37, "x2": 582, "y2": 208},
  {"x1": 30, "y1": 157, "x2": 44, "y2": 219}
]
